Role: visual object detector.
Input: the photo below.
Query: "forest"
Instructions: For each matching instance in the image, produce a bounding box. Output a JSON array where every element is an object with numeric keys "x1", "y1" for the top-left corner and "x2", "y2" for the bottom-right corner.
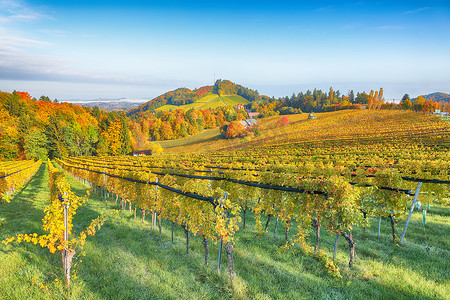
[{"x1": 1, "y1": 80, "x2": 448, "y2": 162}]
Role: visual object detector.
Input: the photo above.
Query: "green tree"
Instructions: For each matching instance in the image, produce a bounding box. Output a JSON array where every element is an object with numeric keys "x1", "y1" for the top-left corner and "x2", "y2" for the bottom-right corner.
[
  {"x1": 24, "y1": 128, "x2": 48, "y2": 160},
  {"x1": 348, "y1": 90, "x2": 355, "y2": 103},
  {"x1": 355, "y1": 92, "x2": 369, "y2": 104}
]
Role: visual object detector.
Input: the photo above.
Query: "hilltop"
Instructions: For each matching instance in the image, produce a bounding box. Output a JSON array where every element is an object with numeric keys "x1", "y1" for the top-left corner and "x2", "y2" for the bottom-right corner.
[
  {"x1": 421, "y1": 92, "x2": 450, "y2": 103},
  {"x1": 127, "y1": 79, "x2": 262, "y2": 117}
]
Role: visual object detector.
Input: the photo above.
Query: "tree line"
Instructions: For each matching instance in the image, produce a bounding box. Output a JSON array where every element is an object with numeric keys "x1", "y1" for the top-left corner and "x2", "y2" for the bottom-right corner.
[{"x1": 1, "y1": 83, "x2": 448, "y2": 161}]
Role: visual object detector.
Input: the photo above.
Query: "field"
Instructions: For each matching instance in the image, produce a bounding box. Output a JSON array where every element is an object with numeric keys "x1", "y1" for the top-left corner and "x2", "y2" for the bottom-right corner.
[
  {"x1": 158, "y1": 127, "x2": 221, "y2": 149},
  {"x1": 1, "y1": 161, "x2": 449, "y2": 299},
  {"x1": 161, "y1": 109, "x2": 450, "y2": 154},
  {"x1": 155, "y1": 93, "x2": 249, "y2": 112},
  {"x1": 1, "y1": 110, "x2": 449, "y2": 299}
]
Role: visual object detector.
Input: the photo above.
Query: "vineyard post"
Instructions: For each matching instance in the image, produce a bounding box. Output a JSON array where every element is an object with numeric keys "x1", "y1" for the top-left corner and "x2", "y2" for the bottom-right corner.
[
  {"x1": 217, "y1": 193, "x2": 227, "y2": 274},
  {"x1": 102, "y1": 169, "x2": 106, "y2": 199},
  {"x1": 377, "y1": 217, "x2": 381, "y2": 237},
  {"x1": 5, "y1": 172, "x2": 8, "y2": 196},
  {"x1": 399, "y1": 182, "x2": 422, "y2": 245},
  {"x1": 171, "y1": 221, "x2": 174, "y2": 243},
  {"x1": 153, "y1": 178, "x2": 158, "y2": 230},
  {"x1": 274, "y1": 213, "x2": 279, "y2": 238},
  {"x1": 59, "y1": 191, "x2": 71, "y2": 291},
  {"x1": 333, "y1": 234, "x2": 339, "y2": 261},
  {"x1": 333, "y1": 223, "x2": 339, "y2": 261}
]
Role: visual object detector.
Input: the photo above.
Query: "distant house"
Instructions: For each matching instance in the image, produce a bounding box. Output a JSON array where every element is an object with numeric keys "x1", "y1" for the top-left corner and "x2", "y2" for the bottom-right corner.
[
  {"x1": 235, "y1": 104, "x2": 245, "y2": 111},
  {"x1": 248, "y1": 112, "x2": 260, "y2": 118},
  {"x1": 239, "y1": 119, "x2": 258, "y2": 128},
  {"x1": 129, "y1": 150, "x2": 152, "y2": 156},
  {"x1": 433, "y1": 110, "x2": 449, "y2": 118}
]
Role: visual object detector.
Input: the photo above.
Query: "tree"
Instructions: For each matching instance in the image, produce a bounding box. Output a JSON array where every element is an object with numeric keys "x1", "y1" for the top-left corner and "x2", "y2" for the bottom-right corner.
[
  {"x1": 0, "y1": 108, "x2": 19, "y2": 160},
  {"x1": 160, "y1": 121, "x2": 174, "y2": 140},
  {"x1": 414, "y1": 96, "x2": 426, "y2": 112},
  {"x1": 401, "y1": 98, "x2": 413, "y2": 110},
  {"x1": 355, "y1": 92, "x2": 369, "y2": 104},
  {"x1": 101, "y1": 119, "x2": 122, "y2": 155},
  {"x1": 24, "y1": 128, "x2": 48, "y2": 160},
  {"x1": 277, "y1": 116, "x2": 289, "y2": 127},
  {"x1": 221, "y1": 121, "x2": 246, "y2": 139},
  {"x1": 348, "y1": 90, "x2": 355, "y2": 103},
  {"x1": 327, "y1": 87, "x2": 334, "y2": 106}
]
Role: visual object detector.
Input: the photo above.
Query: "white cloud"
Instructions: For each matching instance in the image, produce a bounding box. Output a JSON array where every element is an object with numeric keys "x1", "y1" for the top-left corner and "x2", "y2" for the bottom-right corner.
[
  {"x1": 0, "y1": 0, "x2": 47, "y2": 23},
  {"x1": 403, "y1": 7, "x2": 431, "y2": 15}
]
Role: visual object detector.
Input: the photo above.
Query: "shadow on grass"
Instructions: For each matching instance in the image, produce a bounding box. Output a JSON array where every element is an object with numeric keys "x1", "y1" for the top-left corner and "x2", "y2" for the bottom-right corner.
[
  {"x1": 53, "y1": 169, "x2": 450, "y2": 299},
  {"x1": 0, "y1": 163, "x2": 49, "y2": 240}
]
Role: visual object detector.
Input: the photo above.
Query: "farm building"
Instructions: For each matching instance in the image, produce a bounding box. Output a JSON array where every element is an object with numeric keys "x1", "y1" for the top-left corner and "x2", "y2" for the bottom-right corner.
[
  {"x1": 129, "y1": 150, "x2": 152, "y2": 156},
  {"x1": 239, "y1": 119, "x2": 258, "y2": 128}
]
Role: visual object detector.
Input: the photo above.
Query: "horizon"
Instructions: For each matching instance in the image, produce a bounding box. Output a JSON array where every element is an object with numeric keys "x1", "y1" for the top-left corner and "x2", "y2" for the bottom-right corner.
[{"x1": 1, "y1": 0, "x2": 449, "y2": 101}]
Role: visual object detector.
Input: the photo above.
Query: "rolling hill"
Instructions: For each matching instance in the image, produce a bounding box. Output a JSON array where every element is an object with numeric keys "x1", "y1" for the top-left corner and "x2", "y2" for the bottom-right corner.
[
  {"x1": 155, "y1": 94, "x2": 249, "y2": 112},
  {"x1": 422, "y1": 92, "x2": 450, "y2": 103},
  {"x1": 127, "y1": 79, "x2": 260, "y2": 117}
]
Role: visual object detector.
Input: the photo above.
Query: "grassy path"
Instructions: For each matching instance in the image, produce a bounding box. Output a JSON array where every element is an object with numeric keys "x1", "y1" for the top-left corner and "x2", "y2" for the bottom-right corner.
[{"x1": 1, "y1": 162, "x2": 449, "y2": 299}]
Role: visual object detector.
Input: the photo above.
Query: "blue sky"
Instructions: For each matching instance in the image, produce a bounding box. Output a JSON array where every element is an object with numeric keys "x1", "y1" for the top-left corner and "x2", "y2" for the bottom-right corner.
[{"x1": 0, "y1": 0, "x2": 449, "y2": 101}]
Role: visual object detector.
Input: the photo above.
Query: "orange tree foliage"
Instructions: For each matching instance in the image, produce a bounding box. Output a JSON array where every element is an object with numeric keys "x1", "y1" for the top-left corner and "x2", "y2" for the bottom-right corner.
[{"x1": 221, "y1": 121, "x2": 247, "y2": 139}]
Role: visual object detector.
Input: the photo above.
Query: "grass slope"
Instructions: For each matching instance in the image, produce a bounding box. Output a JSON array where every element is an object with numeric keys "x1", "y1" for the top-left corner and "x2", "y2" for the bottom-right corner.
[
  {"x1": 155, "y1": 93, "x2": 249, "y2": 112},
  {"x1": 162, "y1": 110, "x2": 450, "y2": 154},
  {"x1": 0, "y1": 161, "x2": 449, "y2": 299},
  {"x1": 158, "y1": 127, "x2": 221, "y2": 149}
]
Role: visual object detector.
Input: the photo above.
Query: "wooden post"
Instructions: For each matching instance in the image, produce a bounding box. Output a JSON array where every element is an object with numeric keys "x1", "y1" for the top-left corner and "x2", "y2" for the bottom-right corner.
[
  {"x1": 399, "y1": 182, "x2": 422, "y2": 245},
  {"x1": 102, "y1": 169, "x2": 106, "y2": 199},
  {"x1": 59, "y1": 192, "x2": 74, "y2": 291},
  {"x1": 377, "y1": 217, "x2": 381, "y2": 237},
  {"x1": 274, "y1": 215, "x2": 279, "y2": 238},
  {"x1": 171, "y1": 221, "x2": 174, "y2": 243},
  {"x1": 333, "y1": 234, "x2": 339, "y2": 261},
  {"x1": 217, "y1": 193, "x2": 227, "y2": 274},
  {"x1": 153, "y1": 178, "x2": 158, "y2": 231}
]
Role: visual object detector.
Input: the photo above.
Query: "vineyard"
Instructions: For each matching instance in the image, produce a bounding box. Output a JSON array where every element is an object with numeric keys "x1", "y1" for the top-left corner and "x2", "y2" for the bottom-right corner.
[{"x1": 0, "y1": 110, "x2": 449, "y2": 299}]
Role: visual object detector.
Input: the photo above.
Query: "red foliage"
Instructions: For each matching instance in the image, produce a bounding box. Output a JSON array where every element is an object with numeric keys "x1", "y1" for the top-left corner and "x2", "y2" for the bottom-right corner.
[{"x1": 277, "y1": 116, "x2": 290, "y2": 127}]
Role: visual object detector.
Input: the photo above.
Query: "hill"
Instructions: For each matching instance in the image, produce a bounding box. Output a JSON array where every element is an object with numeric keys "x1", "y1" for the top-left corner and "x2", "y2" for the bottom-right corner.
[
  {"x1": 127, "y1": 79, "x2": 260, "y2": 117},
  {"x1": 155, "y1": 94, "x2": 249, "y2": 112},
  {"x1": 422, "y1": 92, "x2": 450, "y2": 103},
  {"x1": 161, "y1": 110, "x2": 450, "y2": 154}
]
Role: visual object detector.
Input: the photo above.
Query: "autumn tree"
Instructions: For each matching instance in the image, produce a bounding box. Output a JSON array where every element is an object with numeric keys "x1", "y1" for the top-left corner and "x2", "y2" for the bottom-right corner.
[
  {"x1": 0, "y1": 108, "x2": 19, "y2": 160},
  {"x1": 101, "y1": 119, "x2": 122, "y2": 155},
  {"x1": 277, "y1": 116, "x2": 289, "y2": 127},
  {"x1": 414, "y1": 96, "x2": 426, "y2": 112},
  {"x1": 221, "y1": 121, "x2": 246, "y2": 138}
]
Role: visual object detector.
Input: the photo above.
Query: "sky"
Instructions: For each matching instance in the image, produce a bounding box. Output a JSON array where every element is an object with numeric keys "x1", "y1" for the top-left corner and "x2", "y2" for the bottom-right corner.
[{"x1": 1, "y1": 0, "x2": 449, "y2": 102}]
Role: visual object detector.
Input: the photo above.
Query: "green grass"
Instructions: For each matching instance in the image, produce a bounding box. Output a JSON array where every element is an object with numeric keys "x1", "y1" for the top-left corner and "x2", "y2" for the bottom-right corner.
[
  {"x1": 221, "y1": 95, "x2": 249, "y2": 106},
  {"x1": 1, "y1": 163, "x2": 449, "y2": 299},
  {"x1": 158, "y1": 127, "x2": 221, "y2": 149},
  {"x1": 155, "y1": 93, "x2": 248, "y2": 112}
]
